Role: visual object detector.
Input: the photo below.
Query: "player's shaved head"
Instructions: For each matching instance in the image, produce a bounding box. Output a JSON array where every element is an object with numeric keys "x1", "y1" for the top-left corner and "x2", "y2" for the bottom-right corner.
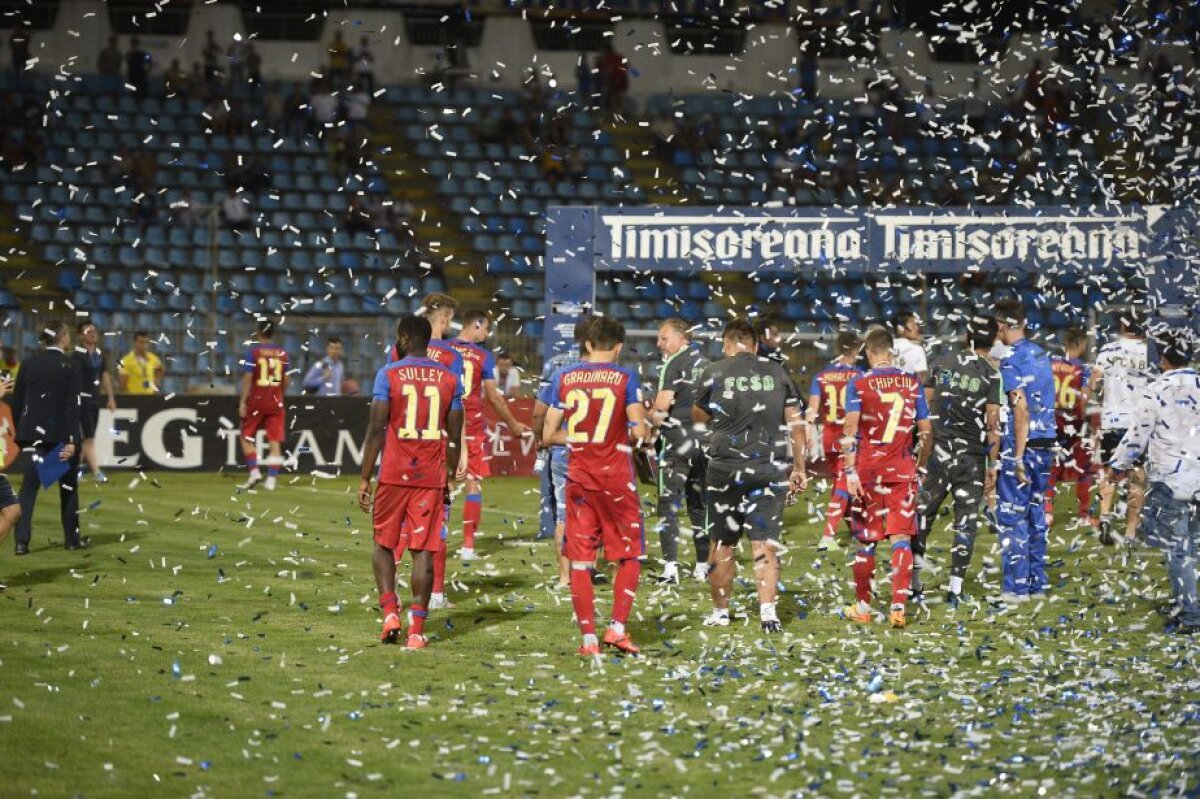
[
  {"x1": 835, "y1": 330, "x2": 860, "y2": 356},
  {"x1": 396, "y1": 315, "x2": 433, "y2": 355},
  {"x1": 863, "y1": 327, "x2": 893, "y2": 355},
  {"x1": 585, "y1": 317, "x2": 625, "y2": 351}
]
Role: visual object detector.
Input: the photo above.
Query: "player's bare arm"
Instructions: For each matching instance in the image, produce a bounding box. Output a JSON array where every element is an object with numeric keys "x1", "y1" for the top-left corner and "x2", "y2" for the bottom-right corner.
[
  {"x1": 531, "y1": 399, "x2": 549, "y2": 447},
  {"x1": 627, "y1": 402, "x2": 650, "y2": 444},
  {"x1": 841, "y1": 410, "x2": 861, "y2": 497},
  {"x1": 691, "y1": 404, "x2": 712, "y2": 425},
  {"x1": 984, "y1": 400, "x2": 1002, "y2": 493},
  {"x1": 1009, "y1": 387, "x2": 1030, "y2": 484},
  {"x1": 484, "y1": 378, "x2": 529, "y2": 436},
  {"x1": 542, "y1": 406, "x2": 567, "y2": 447},
  {"x1": 785, "y1": 405, "x2": 809, "y2": 492},
  {"x1": 102, "y1": 371, "x2": 117, "y2": 410},
  {"x1": 650, "y1": 388, "x2": 675, "y2": 428},
  {"x1": 915, "y1": 418, "x2": 933, "y2": 473},
  {"x1": 237, "y1": 371, "x2": 253, "y2": 419},
  {"x1": 357, "y1": 399, "x2": 390, "y2": 511},
  {"x1": 446, "y1": 408, "x2": 464, "y2": 484}
]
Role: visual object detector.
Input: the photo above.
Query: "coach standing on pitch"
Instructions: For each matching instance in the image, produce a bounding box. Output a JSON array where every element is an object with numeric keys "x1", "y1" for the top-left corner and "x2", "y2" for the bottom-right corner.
[
  {"x1": 993, "y1": 299, "x2": 1057, "y2": 605},
  {"x1": 650, "y1": 317, "x2": 710, "y2": 584},
  {"x1": 11, "y1": 322, "x2": 85, "y2": 554},
  {"x1": 913, "y1": 316, "x2": 1001, "y2": 606}
]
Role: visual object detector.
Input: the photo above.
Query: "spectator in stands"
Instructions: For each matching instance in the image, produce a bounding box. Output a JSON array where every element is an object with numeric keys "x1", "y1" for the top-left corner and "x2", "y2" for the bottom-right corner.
[
  {"x1": 170, "y1": 189, "x2": 208, "y2": 230},
  {"x1": 220, "y1": 187, "x2": 252, "y2": 231},
  {"x1": 202, "y1": 30, "x2": 222, "y2": 87},
  {"x1": 133, "y1": 149, "x2": 157, "y2": 192},
  {"x1": 284, "y1": 82, "x2": 308, "y2": 139},
  {"x1": 575, "y1": 54, "x2": 595, "y2": 108},
  {"x1": 540, "y1": 143, "x2": 566, "y2": 184},
  {"x1": 344, "y1": 83, "x2": 371, "y2": 134},
  {"x1": 262, "y1": 84, "x2": 284, "y2": 128},
  {"x1": 9, "y1": 27, "x2": 30, "y2": 90},
  {"x1": 226, "y1": 38, "x2": 246, "y2": 90},
  {"x1": 355, "y1": 37, "x2": 375, "y2": 94},
  {"x1": 302, "y1": 337, "x2": 345, "y2": 396},
  {"x1": 1, "y1": 346, "x2": 20, "y2": 383},
  {"x1": 118, "y1": 331, "x2": 165, "y2": 395},
  {"x1": 482, "y1": 108, "x2": 532, "y2": 148},
  {"x1": 597, "y1": 43, "x2": 629, "y2": 116},
  {"x1": 310, "y1": 79, "x2": 338, "y2": 135},
  {"x1": 495, "y1": 352, "x2": 522, "y2": 397},
  {"x1": 188, "y1": 61, "x2": 209, "y2": 102},
  {"x1": 246, "y1": 44, "x2": 262, "y2": 96},
  {"x1": 343, "y1": 197, "x2": 374, "y2": 235},
  {"x1": 328, "y1": 31, "x2": 350, "y2": 85},
  {"x1": 165, "y1": 59, "x2": 189, "y2": 98},
  {"x1": 521, "y1": 69, "x2": 548, "y2": 115},
  {"x1": 651, "y1": 112, "x2": 676, "y2": 160},
  {"x1": 126, "y1": 37, "x2": 152, "y2": 96},
  {"x1": 232, "y1": 155, "x2": 271, "y2": 195},
  {"x1": 226, "y1": 98, "x2": 250, "y2": 136},
  {"x1": 97, "y1": 36, "x2": 122, "y2": 92},
  {"x1": 564, "y1": 145, "x2": 586, "y2": 182}
]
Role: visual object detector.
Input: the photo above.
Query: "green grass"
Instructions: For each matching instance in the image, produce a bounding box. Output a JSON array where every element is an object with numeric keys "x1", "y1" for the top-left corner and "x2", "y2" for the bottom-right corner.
[{"x1": 0, "y1": 472, "x2": 1196, "y2": 798}]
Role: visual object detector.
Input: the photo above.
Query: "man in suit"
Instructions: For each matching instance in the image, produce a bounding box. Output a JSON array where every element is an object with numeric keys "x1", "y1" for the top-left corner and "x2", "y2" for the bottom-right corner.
[{"x1": 11, "y1": 321, "x2": 85, "y2": 554}]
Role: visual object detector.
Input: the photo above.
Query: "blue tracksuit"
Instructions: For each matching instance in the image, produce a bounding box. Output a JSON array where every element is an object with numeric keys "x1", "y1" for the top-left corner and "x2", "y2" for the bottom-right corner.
[{"x1": 997, "y1": 338, "x2": 1058, "y2": 595}]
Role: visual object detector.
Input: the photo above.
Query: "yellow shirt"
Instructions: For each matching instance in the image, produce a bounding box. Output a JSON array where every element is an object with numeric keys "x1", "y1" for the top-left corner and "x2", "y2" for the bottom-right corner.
[{"x1": 119, "y1": 350, "x2": 162, "y2": 395}]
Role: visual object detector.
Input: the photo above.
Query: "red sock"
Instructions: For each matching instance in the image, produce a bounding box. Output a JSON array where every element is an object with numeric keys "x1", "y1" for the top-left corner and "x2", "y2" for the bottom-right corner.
[
  {"x1": 1077, "y1": 479, "x2": 1093, "y2": 518},
  {"x1": 1044, "y1": 475, "x2": 1057, "y2": 513},
  {"x1": 890, "y1": 539, "x2": 913, "y2": 607},
  {"x1": 853, "y1": 548, "x2": 875, "y2": 604},
  {"x1": 379, "y1": 591, "x2": 399, "y2": 617},
  {"x1": 409, "y1": 604, "x2": 427, "y2": 636},
  {"x1": 569, "y1": 568, "x2": 596, "y2": 636},
  {"x1": 824, "y1": 490, "x2": 849, "y2": 538},
  {"x1": 611, "y1": 558, "x2": 641, "y2": 625},
  {"x1": 433, "y1": 542, "x2": 447, "y2": 593},
  {"x1": 462, "y1": 493, "x2": 482, "y2": 550}
]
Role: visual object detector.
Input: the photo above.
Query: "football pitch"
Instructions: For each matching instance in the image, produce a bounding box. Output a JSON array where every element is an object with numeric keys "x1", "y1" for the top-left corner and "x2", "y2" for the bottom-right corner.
[{"x1": 0, "y1": 472, "x2": 1195, "y2": 798}]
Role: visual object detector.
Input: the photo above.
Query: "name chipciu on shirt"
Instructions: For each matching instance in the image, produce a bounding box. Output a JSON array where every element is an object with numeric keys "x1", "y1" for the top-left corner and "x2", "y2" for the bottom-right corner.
[
  {"x1": 562, "y1": 368, "x2": 623, "y2": 386},
  {"x1": 866, "y1": 374, "x2": 913, "y2": 390}
]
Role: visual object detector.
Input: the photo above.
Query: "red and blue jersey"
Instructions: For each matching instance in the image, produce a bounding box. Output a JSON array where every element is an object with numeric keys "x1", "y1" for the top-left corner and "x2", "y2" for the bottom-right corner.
[
  {"x1": 447, "y1": 338, "x2": 496, "y2": 423},
  {"x1": 241, "y1": 343, "x2": 289, "y2": 409},
  {"x1": 390, "y1": 339, "x2": 465, "y2": 380},
  {"x1": 1051, "y1": 356, "x2": 1089, "y2": 438},
  {"x1": 845, "y1": 366, "x2": 928, "y2": 482},
  {"x1": 810, "y1": 361, "x2": 862, "y2": 440},
  {"x1": 372, "y1": 355, "x2": 464, "y2": 488},
  {"x1": 548, "y1": 362, "x2": 641, "y2": 493}
]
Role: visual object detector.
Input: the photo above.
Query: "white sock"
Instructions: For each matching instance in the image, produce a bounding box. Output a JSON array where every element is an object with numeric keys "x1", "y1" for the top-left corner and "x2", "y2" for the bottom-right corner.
[
  {"x1": 759, "y1": 602, "x2": 778, "y2": 622},
  {"x1": 948, "y1": 576, "x2": 963, "y2": 595},
  {"x1": 609, "y1": 621, "x2": 625, "y2": 636},
  {"x1": 712, "y1": 607, "x2": 729, "y2": 618},
  {"x1": 431, "y1": 592, "x2": 444, "y2": 602},
  {"x1": 857, "y1": 600, "x2": 871, "y2": 614},
  {"x1": 582, "y1": 633, "x2": 599, "y2": 647},
  {"x1": 890, "y1": 602, "x2": 905, "y2": 611}
]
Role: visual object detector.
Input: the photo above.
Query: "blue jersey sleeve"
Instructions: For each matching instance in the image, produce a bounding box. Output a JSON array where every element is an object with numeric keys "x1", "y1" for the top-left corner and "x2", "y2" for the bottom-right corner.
[
  {"x1": 548, "y1": 372, "x2": 566, "y2": 409},
  {"x1": 240, "y1": 347, "x2": 256, "y2": 373},
  {"x1": 1080, "y1": 364, "x2": 1091, "y2": 389},
  {"x1": 624, "y1": 369, "x2": 641, "y2": 407},
  {"x1": 372, "y1": 366, "x2": 391, "y2": 401},
  {"x1": 1000, "y1": 356, "x2": 1025, "y2": 397},
  {"x1": 482, "y1": 349, "x2": 497, "y2": 382},
  {"x1": 914, "y1": 383, "x2": 930, "y2": 421},
  {"x1": 536, "y1": 367, "x2": 558, "y2": 406},
  {"x1": 450, "y1": 373, "x2": 465, "y2": 411},
  {"x1": 809, "y1": 372, "x2": 821, "y2": 397},
  {"x1": 844, "y1": 377, "x2": 862, "y2": 413}
]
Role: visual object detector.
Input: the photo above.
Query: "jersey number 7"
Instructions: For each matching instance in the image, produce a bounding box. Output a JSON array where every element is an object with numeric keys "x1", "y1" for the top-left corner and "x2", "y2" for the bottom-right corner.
[{"x1": 877, "y1": 391, "x2": 906, "y2": 443}]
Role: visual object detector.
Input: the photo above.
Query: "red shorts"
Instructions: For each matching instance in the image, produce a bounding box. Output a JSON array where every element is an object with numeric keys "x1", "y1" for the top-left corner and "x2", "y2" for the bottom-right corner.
[
  {"x1": 241, "y1": 405, "x2": 285, "y2": 443},
  {"x1": 563, "y1": 482, "x2": 645, "y2": 562},
  {"x1": 811, "y1": 426, "x2": 844, "y2": 479},
  {"x1": 465, "y1": 422, "x2": 491, "y2": 479},
  {"x1": 852, "y1": 475, "x2": 917, "y2": 543},
  {"x1": 373, "y1": 484, "x2": 446, "y2": 553},
  {"x1": 1051, "y1": 437, "x2": 1093, "y2": 483}
]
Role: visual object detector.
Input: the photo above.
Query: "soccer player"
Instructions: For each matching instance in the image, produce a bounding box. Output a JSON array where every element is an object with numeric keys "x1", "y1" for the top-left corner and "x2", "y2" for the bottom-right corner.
[
  {"x1": 913, "y1": 317, "x2": 1001, "y2": 607},
  {"x1": 1045, "y1": 328, "x2": 1094, "y2": 530},
  {"x1": 533, "y1": 315, "x2": 592, "y2": 587},
  {"x1": 649, "y1": 317, "x2": 710, "y2": 584},
  {"x1": 806, "y1": 330, "x2": 863, "y2": 551},
  {"x1": 359, "y1": 315, "x2": 463, "y2": 649},
  {"x1": 992, "y1": 298, "x2": 1058, "y2": 605},
  {"x1": 1110, "y1": 331, "x2": 1200, "y2": 635},
  {"x1": 73, "y1": 320, "x2": 117, "y2": 483},
  {"x1": 0, "y1": 372, "x2": 21, "y2": 549},
  {"x1": 694, "y1": 320, "x2": 808, "y2": 634},
  {"x1": 891, "y1": 307, "x2": 928, "y2": 382},
  {"x1": 1092, "y1": 309, "x2": 1154, "y2": 546},
  {"x1": 239, "y1": 320, "x2": 289, "y2": 491},
  {"x1": 391, "y1": 294, "x2": 465, "y2": 609},
  {"x1": 842, "y1": 327, "x2": 932, "y2": 629},
  {"x1": 449, "y1": 308, "x2": 530, "y2": 561},
  {"x1": 542, "y1": 317, "x2": 648, "y2": 656}
]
